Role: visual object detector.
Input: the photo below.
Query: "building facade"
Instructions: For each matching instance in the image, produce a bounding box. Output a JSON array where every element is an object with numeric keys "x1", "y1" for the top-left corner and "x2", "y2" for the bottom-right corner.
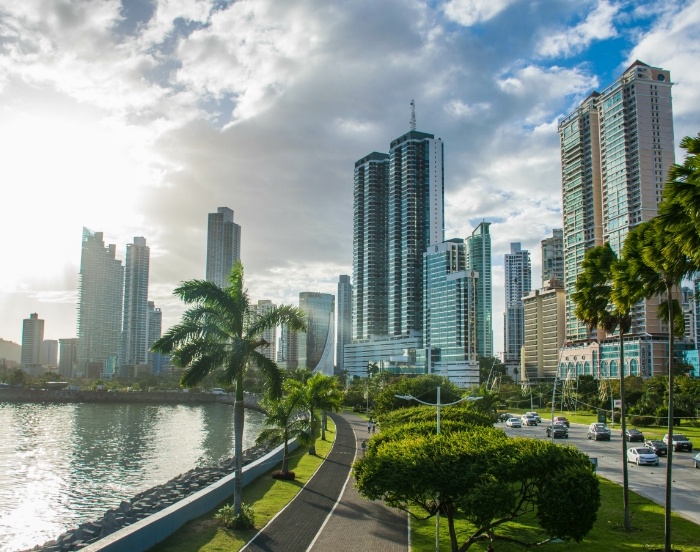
[
  {"x1": 146, "y1": 301, "x2": 164, "y2": 374},
  {"x1": 504, "y1": 243, "x2": 531, "y2": 365},
  {"x1": 522, "y1": 281, "x2": 566, "y2": 381},
  {"x1": 58, "y1": 338, "x2": 78, "y2": 379},
  {"x1": 298, "y1": 292, "x2": 335, "y2": 376},
  {"x1": 21, "y1": 313, "x2": 44, "y2": 374},
  {"x1": 336, "y1": 275, "x2": 352, "y2": 373},
  {"x1": 558, "y1": 61, "x2": 676, "y2": 378},
  {"x1": 121, "y1": 237, "x2": 150, "y2": 377},
  {"x1": 254, "y1": 300, "x2": 277, "y2": 362},
  {"x1": 40, "y1": 340, "x2": 58, "y2": 370},
  {"x1": 541, "y1": 229, "x2": 564, "y2": 286},
  {"x1": 77, "y1": 229, "x2": 124, "y2": 378},
  {"x1": 466, "y1": 222, "x2": 493, "y2": 358},
  {"x1": 206, "y1": 207, "x2": 241, "y2": 288},
  {"x1": 276, "y1": 323, "x2": 298, "y2": 371}
]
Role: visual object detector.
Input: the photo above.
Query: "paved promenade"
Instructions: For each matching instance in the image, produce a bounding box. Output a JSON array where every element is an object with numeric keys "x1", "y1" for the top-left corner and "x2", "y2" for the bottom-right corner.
[{"x1": 242, "y1": 412, "x2": 408, "y2": 552}]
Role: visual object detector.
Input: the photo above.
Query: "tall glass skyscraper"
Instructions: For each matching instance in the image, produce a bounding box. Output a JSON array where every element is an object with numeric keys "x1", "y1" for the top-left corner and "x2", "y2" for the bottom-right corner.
[
  {"x1": 336, "y1": 275, "x2": 352, "y2": 372},
  {"x1": 541, "y1": 229, "x2": 564, "y2": 285},
  {"x1": 466, "y1": 222, "x2": 492, "y2": 358},
  {"x1": 298, "y1": 292, "x2": 335, "y2": 376},
  {"x1": 504, "y1": 243, "x2": 531, "y2": 365},
  {"x1": 206, "y1": 207, "x2": 241, "y2": 288},
  {"x1": 77, "y1": 228, "x2": 124, "y2": 378},
  {"x1": 121, "y1": 237, "x2": 150, "y2": 376}
]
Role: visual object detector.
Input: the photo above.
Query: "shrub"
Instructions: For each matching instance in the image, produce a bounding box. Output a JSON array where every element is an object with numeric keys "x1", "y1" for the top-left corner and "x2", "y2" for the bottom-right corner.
[
  {"x1": 215, "y1": 502, "x2": 255, "y2": 529},
  {"x1": 272, "y1": 470, "x2": 296, "y2": 480}
]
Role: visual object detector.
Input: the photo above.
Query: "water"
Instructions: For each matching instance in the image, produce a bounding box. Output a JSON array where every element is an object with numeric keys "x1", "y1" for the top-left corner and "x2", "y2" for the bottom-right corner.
[{"x1": 0, "y1": 402, "x2": 265, "y2": 551}]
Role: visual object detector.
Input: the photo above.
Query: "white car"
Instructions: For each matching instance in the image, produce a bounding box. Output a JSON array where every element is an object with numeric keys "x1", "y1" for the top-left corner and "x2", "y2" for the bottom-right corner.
[
  {"x1": 506, "y1": 417, "x2": 521, "y2": 428},
  {"x1": 521, "y1": 415, "x2": 537, "y2": 426},
  {"x1": 526, "y1": 411, "x2": 542, "y2": 423},
  {"x1": 627, "y1": 447, "x2": 660, "y2": 466}
]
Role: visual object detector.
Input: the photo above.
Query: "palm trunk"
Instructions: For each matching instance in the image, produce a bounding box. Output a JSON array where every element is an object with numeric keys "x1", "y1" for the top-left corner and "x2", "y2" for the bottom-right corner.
[
  {"x1": 282, "y1": 429, "x2": 289, "y2": 474},
  {"x1": 619, "y1": 328, "x2": 630, "y2": 530},
  {"x1": 664, "y1": 283, "x2": 675, "y2": 552},
  {"x1": 233, "y1": 372, "x2": 245, "y2": 516},
  {"x1": 308, "y1": 408, "x2": 316, "y2": 455},
  {"x1": 321, "y1": 410, "x2": 327, "y2": 440}
]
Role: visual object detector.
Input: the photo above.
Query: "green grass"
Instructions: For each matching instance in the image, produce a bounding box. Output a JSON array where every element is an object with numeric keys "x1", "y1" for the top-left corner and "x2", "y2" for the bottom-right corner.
[
  {"x1": 411, "y1": 477, "x2": 700, "y2": 551},
  {"x1": 149, "y1": 419, "x2": 336, "y2": 552}
]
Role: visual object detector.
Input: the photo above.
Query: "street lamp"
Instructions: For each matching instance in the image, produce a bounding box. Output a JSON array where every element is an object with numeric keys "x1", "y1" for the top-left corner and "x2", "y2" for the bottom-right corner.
[{"x1": 394, "y1": 387, "x2": 482, "y2": 551}]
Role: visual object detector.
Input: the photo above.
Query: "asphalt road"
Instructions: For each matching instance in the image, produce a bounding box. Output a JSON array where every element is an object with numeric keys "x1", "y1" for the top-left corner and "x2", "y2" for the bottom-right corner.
[{"x1": 500, "y1": 421, "x2": 700, "y2": 525}]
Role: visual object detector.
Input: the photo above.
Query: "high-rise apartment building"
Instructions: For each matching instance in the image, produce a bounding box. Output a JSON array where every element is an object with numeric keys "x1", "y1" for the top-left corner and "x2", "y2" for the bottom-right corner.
[
  {"x1": 336, "y1": 275, "x2": 352, "y2": 373},
  {"x1": 353, "y1": 152, "x2": 389, "y2": 341},
  {"x1": 77, "y1": 229, "x2": 124, "y2": 378},
  {"x1": 21, "y1": 313, "x2": 44, "y2": 373},
  {"x1": 206, "y1": 207, "x2": 241, "y2": 288},
  {"x1": 423, "y1": 239, "x2": 480, "y2": 387},
  {"x1": 58, "y1": 338, "x2": 78, "y2": 379},
  {"x1": 388, "y1": 131, "x2": 444, "y2": 336},
  {"x1": 146, "y1": 301, "x2": 163, "y2": 374},
  {"x1": 277, "y1": 323, "x2": 298, "y2": 371},
  {"x1": 121, "y1": 237, "x2": 150, "y2": 376},
  {"x1": 522, "y1": 280, "x2": 565, "y2": 380},
  {"x1": 558, "y1": 61, "x2": 675, "y2": 377},
  {"x1": 541, "y1": 229, "x2": 564, "y2": 286},
  {"x1": 466, "y1": 222, "x2": 493, "y2": 358},
  {"x1": 40, "y1": 340, "x2": 58, "y2": 369},
  {"x1": 504, "y1": 243, "x2": 531, "y2": 365},
  {"x1": 298, "y1": 292, "x2": 335, "y2": 376},
  {"x1": 254, "y1": 300, "x2": 277, "y2": 362}
]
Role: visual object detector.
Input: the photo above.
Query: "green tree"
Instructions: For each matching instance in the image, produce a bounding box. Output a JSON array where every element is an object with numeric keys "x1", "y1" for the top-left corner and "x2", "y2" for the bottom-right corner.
[
  {"x1": 571, "y1": 243, "x2": 634, "y2": 530},
  {"x1": 297, "y1": 372, "x2": 342, "y2": 454},
  {"x1": 256, "y1": 386, "x2": 311, "y2": 475},
  {"x1": 354, "y1": 426, "x2": 599, "y2": 551},
  {"x1": 372, "y1": 374, "x2": 460, "y2": 417},
  {"x1": 622, "y1": 218, "x2": 695, "y2": 552},
  {"x1": 151, "y1": 262, "x2": 306, "y2": 516}
]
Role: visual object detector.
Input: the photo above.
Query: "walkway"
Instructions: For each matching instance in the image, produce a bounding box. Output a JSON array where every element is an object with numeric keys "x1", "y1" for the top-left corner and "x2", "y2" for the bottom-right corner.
[{"x1": 241, "y1": 412, "x2": 408, "y2": 552}]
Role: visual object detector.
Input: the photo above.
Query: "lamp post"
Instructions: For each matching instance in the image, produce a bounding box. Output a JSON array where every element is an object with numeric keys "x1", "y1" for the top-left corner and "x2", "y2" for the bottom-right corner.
[{"x1": 394, "y1": 387, "x2": 482, "y2": 551}]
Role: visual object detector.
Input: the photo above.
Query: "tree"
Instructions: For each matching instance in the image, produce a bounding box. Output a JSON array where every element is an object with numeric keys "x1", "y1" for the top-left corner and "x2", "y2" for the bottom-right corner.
[
  {"x1": 571, "y1": 243, "x2": 635, "y2": 530},
  {"x1": 297, "y1": 372, "x2": 342, "y2": 454},
  {"x1": 354, "y1": 425, "x2": 600, "y2": 551},
  {"x1": 256, "y1": 386, "x2": 311, "y2": 476},
  {"x1": 622, "y1": 218, "x2": 695, "y2": 552},
  {"x1": 151, "y1": 262, "x2": 306, "y2": 516},
  {"x1": 372, "y1": 374, "x2": 460, "y2": 417}
]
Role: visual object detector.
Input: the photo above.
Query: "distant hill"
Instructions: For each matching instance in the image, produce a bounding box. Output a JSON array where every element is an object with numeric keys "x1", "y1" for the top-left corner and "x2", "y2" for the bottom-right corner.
[{"x1": 0, "y1": 339, "x2": 21, "y2": 363}]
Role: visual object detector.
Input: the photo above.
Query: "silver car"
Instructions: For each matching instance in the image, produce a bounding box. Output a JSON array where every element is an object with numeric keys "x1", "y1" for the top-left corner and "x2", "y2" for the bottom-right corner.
[{"x1": 627, "y1": 447, "x2": 659, "y2": 466}]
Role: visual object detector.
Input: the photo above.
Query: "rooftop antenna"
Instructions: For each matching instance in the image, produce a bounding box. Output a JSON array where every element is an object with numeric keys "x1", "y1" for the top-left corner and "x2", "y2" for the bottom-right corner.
[{"x1": 410, "y1": 99, "x2": 416, "y2": 131}]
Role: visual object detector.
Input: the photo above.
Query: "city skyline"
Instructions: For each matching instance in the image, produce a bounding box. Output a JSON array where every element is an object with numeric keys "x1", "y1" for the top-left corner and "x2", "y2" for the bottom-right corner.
[{"x1": 2, "y1": 1, "x2": 700, "y2": 356}]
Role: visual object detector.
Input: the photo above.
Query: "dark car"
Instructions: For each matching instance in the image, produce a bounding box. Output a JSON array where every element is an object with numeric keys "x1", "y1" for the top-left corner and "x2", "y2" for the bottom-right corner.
[
  {"x1": 663, "y1": 434, "x2": 694, "y2": 452},
  {"x1": 645, "y1": 439, "x2": 668, "y2": 457},
  {"x1": 587, "y1": 423, "x2": 611, "y2": 441},
  {"x1": 553, "y1": 416, "x2": 570, "y2": 427},
  {"x1": 547, "y1": 423, "x2": 569, "y2": 439},
  {"x1": 623, "y1": 428, "x2": 645, "y2": 442}
]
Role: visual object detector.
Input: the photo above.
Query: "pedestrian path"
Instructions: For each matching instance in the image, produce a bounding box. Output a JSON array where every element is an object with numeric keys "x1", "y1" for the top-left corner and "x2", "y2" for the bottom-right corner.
[{"x1": 241, "y1": 411, "x2": 408, "y2": 552}]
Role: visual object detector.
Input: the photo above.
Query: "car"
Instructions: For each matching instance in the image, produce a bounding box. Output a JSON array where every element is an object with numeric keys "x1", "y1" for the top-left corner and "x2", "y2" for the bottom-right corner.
[
  {"x1": 505, "y1": 417, "x2": 521, "y2": 428},
  {"x1": 587, "y1": 423, "x2": 611, "y2": 441},
  {"x1": 498, "y1": 412, "x2": 513, "y2": 422},
  {"x1": 623, "y1": 428, "x2": 645, "y2": 442},
  {"x1": 546, "y1": 423, "x2": 569, "y2": 438},
  {"x1": 526, "y1": 411, "x2": 542, "y2": 423},
  {"x1": 692, "y1": 452, "x2": 700, "y2": 468},
  {"x1": 645, "y1": 439, "x2": 668, "y2": 456},
  {"x1": 553, "y1": 416, "x2": 570, "y2": 427},
  {"x1": 521, "y1": 415, "x2": 538, "y2": 426},
  {"x1": 663, "y1": 434, "x2": 693, "y2": 452},
  {"x1": 627, "y1": 447, "x2": 660, "y2": 466}
]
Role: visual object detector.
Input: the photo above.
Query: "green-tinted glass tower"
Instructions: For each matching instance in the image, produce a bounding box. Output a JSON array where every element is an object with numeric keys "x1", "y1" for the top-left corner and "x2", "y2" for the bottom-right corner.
[{"x1": 466, "y1": 222, "x2": 492, "y2": 358}]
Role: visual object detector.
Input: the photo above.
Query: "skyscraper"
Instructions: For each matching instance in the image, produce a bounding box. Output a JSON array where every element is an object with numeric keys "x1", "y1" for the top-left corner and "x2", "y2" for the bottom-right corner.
[
  {"x1": 254, "y1": 300, "x2": 277, "y2": 362},
  {"x1": 277, "y1": 323, "x2": 298, "y2": 371},
  {"x1": 77, "y1": 229, "x2": 124, "y2": 378},
  {"x1": 336, "y1": 275, "x2": 352, "y2": 373},
  {"x1": 58, "y1": 338, "x2": 78, "y2": 379},
  {"x1": 353, "y1": 152, "x2": 389, "y2": 341},
  {"x1": 466, "y1": 222, "x2": 493, "y2": 358},
  {"x1": 21, "y1": 313, "x2": 44, "y2": 373},
  {"x1": 121, "y1": 237, "x2": 150, "y2": 376},
  {"x1": 387, "y1": 131, "x2": 444, "y2": 336},
  {"x1": 206, "y1": 207, "x2": 241, "y2": 288},
  {"x1": 40, "y1": 340, "x2": 58, "y2": 370},
  {"x1": 504, "y1": 243, "x2": 531, "y2": 365},
  {"x1": 146, "y1": 301, "x2": 163, "y2": 374},
  {"x1": 298, "y1": 292, "x2": 335, "y2": 376},
  {"x1": 558, "y1": 61, "x2": 675, "y2": 377},
  {"x1": 541, "y1": 229, "x2": 564, "y2": 286}
]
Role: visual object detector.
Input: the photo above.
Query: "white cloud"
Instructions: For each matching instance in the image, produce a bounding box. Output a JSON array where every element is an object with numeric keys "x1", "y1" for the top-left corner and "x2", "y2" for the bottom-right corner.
[
  {"x1": 442, "y1": 0, "x2": 517, "y2": 26},
  {"x1": 537, "y1": 0, "x2": 620, "y2": 58}
]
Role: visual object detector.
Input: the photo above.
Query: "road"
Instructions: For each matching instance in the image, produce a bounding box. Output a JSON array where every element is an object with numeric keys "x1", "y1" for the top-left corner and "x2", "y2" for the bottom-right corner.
[{"x1": 500, "y1": 421, "x2": 700, "y2": 525}]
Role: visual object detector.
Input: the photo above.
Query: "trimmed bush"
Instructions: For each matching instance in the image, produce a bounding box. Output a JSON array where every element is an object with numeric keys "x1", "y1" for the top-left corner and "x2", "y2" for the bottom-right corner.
[
  {"x1": 272, "y1": 470, "x2": 296, "y2": 480},
  {"x1": 215, "y1": 502, "x2": 255, "y2": 529}
]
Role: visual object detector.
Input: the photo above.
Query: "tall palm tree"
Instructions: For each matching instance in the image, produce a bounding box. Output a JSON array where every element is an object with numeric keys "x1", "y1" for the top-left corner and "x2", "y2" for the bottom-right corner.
[
  {"x1": 299, "y1": 372, "x2": 343, "y2": 454},
  {"x1": 621, "y1": 219, "x2": 693, "y2": 552},
  {"x1": 151, "y1": 262, "x2": 306, "y2": 516},
  {"x1": 256, "y1": 387, "x2": 312, "y2": 476},
  {"x1": 571, "y1": 243, "x2": 633, "y2": 530}
]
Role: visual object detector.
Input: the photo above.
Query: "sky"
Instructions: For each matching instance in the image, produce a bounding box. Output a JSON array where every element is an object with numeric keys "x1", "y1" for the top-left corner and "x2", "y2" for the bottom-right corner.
[{"x1": 1, "y1": 0, "x2": 700, "y2": 357}]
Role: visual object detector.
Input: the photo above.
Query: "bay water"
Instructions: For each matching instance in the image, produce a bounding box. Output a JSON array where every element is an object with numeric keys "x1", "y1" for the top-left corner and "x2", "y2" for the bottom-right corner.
[{"x1": 0, "y1": 402, "x2": 265, "y2": 551}]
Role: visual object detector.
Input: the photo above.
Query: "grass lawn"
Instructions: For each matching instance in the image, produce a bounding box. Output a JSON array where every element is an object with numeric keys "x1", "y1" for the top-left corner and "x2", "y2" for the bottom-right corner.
[
  {"x1": 149, "y1": 418, "x2": 336, "y2": 552},
  {"x1": 411, "y1": 477, "x2": 700, "y2": 551}
]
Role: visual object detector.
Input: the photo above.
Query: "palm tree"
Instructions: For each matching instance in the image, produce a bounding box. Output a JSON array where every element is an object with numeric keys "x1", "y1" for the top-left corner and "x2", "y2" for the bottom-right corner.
[
  {"x1": 299, "y1": 372, "x2": 343, "y2": 454},
  {"x1": 256, "y1": 387, "x2": 312, "y2": 476},
  {"x1": 151, "y1": 262, "x2": 306, "y2": 516},
  {"x1": 571, "y1": 243, "x2": 633, "y2": 530},
  {"x1": 621, "y1": 219, "x2": 693, "y2": 552}
]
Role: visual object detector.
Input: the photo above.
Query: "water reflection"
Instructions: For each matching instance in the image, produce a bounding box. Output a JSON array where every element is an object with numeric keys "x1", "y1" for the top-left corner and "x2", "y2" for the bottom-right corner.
[{"x1": 0, "y1": 402, "x2": 264, "y2": 551}]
